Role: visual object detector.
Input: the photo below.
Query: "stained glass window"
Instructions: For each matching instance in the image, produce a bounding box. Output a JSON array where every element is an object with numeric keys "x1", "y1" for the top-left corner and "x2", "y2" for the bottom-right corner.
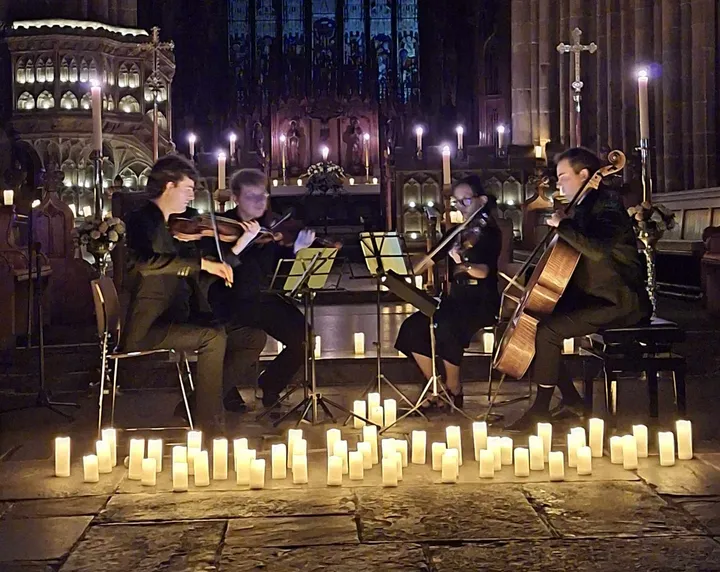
[
  {"x1": 281, "y1": 0, "x2": 306, "y2": 98},
  {"x1": 397, "y1": 0, "x2": 419, "y2": 103},
  {"x1": 228, "y1": 0, "x2": 251, "y2": 106},
  {"x1": 256, "y1": 0, "x2": 278, "y2": 98},
  {"x1": 343, "y1": 0, "x2": 365, "y2": 96},
  {"x1": 311, "y1": 0, "x2": 337, "y2": 94},
  {"x1": 370, "y1": 0, "x2": 392, "y2": 101}
]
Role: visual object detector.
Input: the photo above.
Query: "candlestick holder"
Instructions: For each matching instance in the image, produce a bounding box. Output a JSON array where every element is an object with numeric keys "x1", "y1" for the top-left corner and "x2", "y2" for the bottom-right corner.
[
  {"x1": 639, "y1": 138, "x2": 652, "y2": 203},
  {"x1": 214, "y1": 189, "x2": 232, "y2": 213},
  {"x1": 91, "y1": 149, "x2": 103, "y2": 218}
]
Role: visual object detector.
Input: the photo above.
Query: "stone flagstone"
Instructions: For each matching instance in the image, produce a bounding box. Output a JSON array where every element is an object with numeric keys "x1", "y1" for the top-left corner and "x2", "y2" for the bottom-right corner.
[
  {"x1": 3, "y1": 496, "x2": 110, "y2": 519},
  {"x1": 637, "y1": 457, "x2": 720, "y2": 496},
  {"x1": 225, "y1": 515, "x2": 359, "y2": 548},
  {"x1": 0, "y1": 516, "x2": 93, "y2": 562},
  {"x1": 674, "y1": 499, "x2": 720, "y2": 535}
]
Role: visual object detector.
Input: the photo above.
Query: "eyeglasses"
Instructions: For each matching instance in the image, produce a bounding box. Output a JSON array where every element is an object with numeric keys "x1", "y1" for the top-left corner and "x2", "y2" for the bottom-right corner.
[
  {"x1": 242, "y1": 193, "x2": 269, "y2": 203},
  {"x1": 453, "y1": 197, "x2": 474, "y2": 207}
]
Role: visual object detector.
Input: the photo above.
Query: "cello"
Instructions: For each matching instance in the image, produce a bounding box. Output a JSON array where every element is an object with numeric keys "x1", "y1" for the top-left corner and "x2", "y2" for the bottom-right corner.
[{"x1": 492, "y1": 150, "x2": 626, "y2": 380}]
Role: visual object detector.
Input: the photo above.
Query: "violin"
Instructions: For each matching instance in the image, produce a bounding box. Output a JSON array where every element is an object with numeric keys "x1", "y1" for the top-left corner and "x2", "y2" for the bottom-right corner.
[{"x1": 453, "y1": 213, "x2": 489, "y2": 263}]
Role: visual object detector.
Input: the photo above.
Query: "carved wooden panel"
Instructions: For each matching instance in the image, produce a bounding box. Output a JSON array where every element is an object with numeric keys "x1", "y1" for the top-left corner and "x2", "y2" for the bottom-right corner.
[
  {"x1": 712, "y1": 208, "x2": 720, "y2": 227},
  {"x1": 683, "y1": 209, "x2": 711, "y2": 240}
]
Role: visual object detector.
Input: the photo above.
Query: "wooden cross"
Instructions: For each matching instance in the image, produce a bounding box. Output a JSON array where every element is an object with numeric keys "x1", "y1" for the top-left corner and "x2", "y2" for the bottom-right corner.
[{"x1": 557, "y1": 27, "x2": 597, "y2": 146}]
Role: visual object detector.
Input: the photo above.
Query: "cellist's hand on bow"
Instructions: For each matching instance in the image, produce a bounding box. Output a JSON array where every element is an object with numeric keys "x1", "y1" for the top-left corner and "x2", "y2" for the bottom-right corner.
[{"x1": 547, "y1": 209, "x2": 570, "y2": 228}]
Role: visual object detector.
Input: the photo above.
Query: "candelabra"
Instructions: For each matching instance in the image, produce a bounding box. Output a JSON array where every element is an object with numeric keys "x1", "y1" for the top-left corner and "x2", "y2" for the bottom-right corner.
[{"x1": 91, "y1": 149, "x2": 103, "y2": 217}]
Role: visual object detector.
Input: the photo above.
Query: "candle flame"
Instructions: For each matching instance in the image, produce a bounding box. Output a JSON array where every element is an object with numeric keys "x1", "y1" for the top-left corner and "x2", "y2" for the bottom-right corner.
[
  {"x1": 279, "y1": 134, "x2": 286, "y2": 143},
  {"x1": 456, "y1": 125, "x2": 464, "y2": 135},
  {"x1": 442, "y1": 145, "x2": 451, "y2": 156},
  {"x1": 188, "y1": 133, "x2": 197, "y2": 143},
  {"x1": 637, "y1": 68, "x2": 649, "y2": 80},
  {"x1": 415, "y1": 126, "x2": 424, "y2": 136},
  {"x1": 229, "y1": 133, "x2": 237, "y2": 142},
  {"x1": 217, "y1": 152, "x2": 226, "y2": 161},
  {"x1": 496, "y1": 125, "x2": 506, "y2": 134},
  {"x1": 363, "y1": 133, "x2": 370, "y2": 141}
]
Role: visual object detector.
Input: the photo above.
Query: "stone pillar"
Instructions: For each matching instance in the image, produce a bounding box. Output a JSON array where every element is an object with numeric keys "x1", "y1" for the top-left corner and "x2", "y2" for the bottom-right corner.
[
  {"x1": 680, "y1": 0, "x2": 694, "y2": 189},
  {"x1": 108, "y1": 0, "x2": 118, "y2": 25},
  {"x1": 594, "y1": 0, "x2": 608, "y2": 151},
  {"x1": 89, "y1": 0, "x2": 109, "y2": 23},
  {"x1": 691, "y1": 0, "x2": 716, "y2": 188},
  {"x1": 652, "y1": 0, "x2": 665, "y2": 191},
  {"x1": 538, "y1": 0, "x2": 553, "y2": 144},
  {"x1": 558, "y1": 0, "x2": 569, "y2": 146},
  {"x1": 117, "y1": 0, "x2": 137, "y2": 27},
  {"x1": 529, "y1": 0, "x2": 540, "y2": 144},
  {"x1": 606, "y1": 0, "x2": 623, "y2": 150},
  {"x1": 567, "y1": 0, "x2": 583, "y2": 147},
  {"x1": 511, "y1": 0, "x2": 533, "y2": 144},
  {"x1": 661, "y1": 0, "x2": 682, "y2": 191},
  {"x1": 620, "y1": 0, "x2": 635, "y2": 157}
]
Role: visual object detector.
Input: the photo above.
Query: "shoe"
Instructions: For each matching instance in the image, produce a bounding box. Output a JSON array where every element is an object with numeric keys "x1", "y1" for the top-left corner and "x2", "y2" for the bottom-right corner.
[
  {"x1": 550, "y1": 400, "x2": 586, "y2": 421},
  {"x1": 261, "y1": 390, "x2": 281, "y2": 409},
  {"x1": 504, "y1": 409, "x2": 552, "y2": 432},
  {"x1": 223, "y1": 388, "x2": 248, "y2": 413},
  {"x1": 445, "y1": 386, "x2": 464, "y2": 409}
]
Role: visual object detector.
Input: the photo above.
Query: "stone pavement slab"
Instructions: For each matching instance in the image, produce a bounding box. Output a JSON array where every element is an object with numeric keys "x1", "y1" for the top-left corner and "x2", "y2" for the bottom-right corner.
[
  {"x1": 0, "y1": 516, "x2": 92, "y2": 562},
  {"x1": 355, "y1": 484, "x2": 550, "y2": 542},
  {"x1": 430, "y1": 537, "x2": 720, "y2": 571},
  {"x1": 523, "y1": 481, "x2": 704, "y2": 537},
  {"x1": 0, "y1": 563, "x2": 59, "y2": 572},
  {"x1": 675, "y1": 500, "x2": 720, "y2": 535},
  {"x1": 219, "y1": 543, "x2": 429, "y2": 571},
  {"x1": 100, "y1": 489, "x2": 355, "y2": 523},
  {"x1": 225, "y1": 515, "x2": 358, "y2": 548},
  {"x1": 59, "y1": 521, "x2": 225, "y2": 572},
  {"x1": 637, "y1": 457, "x2": 720, "y2": 496},
  {"x1": 3, "y1": 496, "x2": 109, "y2": 519}
]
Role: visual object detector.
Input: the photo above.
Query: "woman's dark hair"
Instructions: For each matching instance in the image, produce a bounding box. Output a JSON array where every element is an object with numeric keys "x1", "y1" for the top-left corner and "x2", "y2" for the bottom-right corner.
[
  {"x1": 145, "y1": 154, "x2": 198, "y2": 199},
  {"x1": 554, "y1": 147, "x2": 601, "y2": 177},
  {"x1": 453, "y1": 175, "x2": 498, "y2": 210},
  {"x1": 230, "y1": 168, "x2": 267, "y2": 199}
]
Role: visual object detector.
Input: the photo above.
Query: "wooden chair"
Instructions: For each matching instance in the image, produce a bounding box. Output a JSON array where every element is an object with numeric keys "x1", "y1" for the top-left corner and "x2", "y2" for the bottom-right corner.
[{"x1": 90, "y1": 276, "x2": 195, "y2": 438}]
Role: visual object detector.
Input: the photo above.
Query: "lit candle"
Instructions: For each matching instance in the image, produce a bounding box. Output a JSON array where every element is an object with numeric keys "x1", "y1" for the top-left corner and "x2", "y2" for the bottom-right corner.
[
  {"x1": 147, "y1": 439, "x2": 163, "y2": 474},
  {"x1": 414, "y1": 275, "x2": 423, "y2": 289},
  {"x1": 91, "y1": 84, "x2": 102, "y2": 152},
  {"x1": 354, "y1": 332, "x2": 365, "y2": 355},
  {"x1": 172, "y1": 446, "x2": 187, "y2": 467},
  {"x1": 82, "y1": 205, "x2": 92, "y2": 217},
  {"x1": 294, "y1": 438, "x2": 307, "y2": 461},
  {"x1": 83, "y1": 454, "x2": 99, "y2": 483},
  {"x1": 395, "y1": 451, "x2": 404, "y2": 481},
  {"x1": 498, "y1": 437, "x2": 513, "y2": 466},
  {"x1": 287, "y1": 429, "x2": 303, "y2": 468},
  {"x1": 514, "y1": 447, "x2": 530, "y2": 477},
  {"x1": 588, "y1": 418, "x2": 604, "y2": 458},
  {"x1": 362, "y1": 425, "x2": 379, "y2": 464},
  {"x1": 562, "y1": 338, "x2": 575, "y2": 354},
  {"x1": 367, "y1": 392, "x2": 381, "y2": 412},
  {"x1": 446, "y1": 426, "x2": 463, "y2": 466},
  {"x1": 349, "y1": 450, "x2": 364, "y2": 481},
  {"x1": 229, "y1": 132, "x2": 237, "y2": 157},
  {"x1": 441, "y1": 449, "x2": 459, "y2": 483},
  {"x1": 217, "y1": 153, "x2": 227, "y2": 191},
  {"x1": 233, "y1": 438, "x2": 248, "y2": 471},
  {"x1": 358, "y1": 441, "x2": 373, "y2": 469},
  {"x1": 411, "y1": 430, "x2": 427, "y2": 464},
  {"x1": 381, "y1": 438, "x2": 396, "y2": 460},
  {"x1": 194, "y1": 451, "x2": 210, "y2": 486},
  {"x1": 236, "y1": 449, "x2": 256, "y2": 485},
  {"x1": 537, "y1": 423, "x2": 552, "y2": 461},
  {"x1": 349, "y1": 177, "x2": 355, "y2": 185},
  {"x1": 297, "y1": 178, "x2": 303, "y2": 186},
  {"x1": 101, "y1": 428, "x2": 117, "y2": 467},
  {"x1": 488, "y1": 437, "x2": 503, "y2": 471},
  {"x1": 482, "y1": 332, "x2": 494, "y2": 355},
  {"x1": 534, "y1": 145, "x2": 543, "y2": 159},
  {"x1": 292, "y1": 454, "x2": 308, "y2": 484},
  {"x1": 431, "y1": 442, "x2": 447, "y2": 471},
  {"x1": 272, "y1": 178, "x2": 279, "y2": 187},
  {"x1": 382, "y1": 456, "x2": 398, "y2": 486},
  {"x1": 496, "y1": 125, "x2": 505, "y2": 149},
  {"x1": 396, "y1": 439, "x2": 409, "y2": 467},
  {"x1": 456, "y1": 125, "x2": 464, "y2": 150},
  {"x1": 321, "y1": 145, "x2": 329, "y2": 162},
  {"x1": 3, "y1": 190, "x2": 13, "y2": 206},
  {"x1": 314, "y1": 335, "x2": 321, "y2": 358},
  {"x1": 548, "y1": 451, "x2": 565, "y2": 481},
  {"x1": 415, "y1": 126, "x2": 423, "y2": 153},
  {"x1": 370, "y1": 406, "x2": 384, "y2": 427},
  {"x1": 141, "y1": 458, "x2": 157, "y2": 486},
  {"x1": 128, "y1": 438, "x2": 145, "y2": 481},
  {"x1": 187, "y1": 447, "x2": 199, "y2": 476},
  {"x1": 173, "y1": 462, "x2": 189, "y2": 492},
  {"x1": 384, "y1": 399, "x2": 397, "y2": 427},
  {"x1": 658, "y1": 431, "x2": 676, "y2": 466},
  {"x1": 96, "y1": 441, "x2": 112, "y2": 474},
  {"x1": 271, "y1": 443, "x2": 287, "y2": 479},
  {"x1": 567, "y1": 432, "x2": 581, "y2": 468},
  {"x1": 353, "y1": 401, "x2": 366, "y2": 429},
  {"x1": 571, "y1": 427, "x2": 587, "y2": 448},
  {"x1": 372, "y1": 177, "x2": 378, "y2": 184},
  {"x1": 327, "y1": 456, "x2": 343, "y2": 486},
  {"x1": 212, "y1": 438, "x2": 228, "y2": 480},
  {"x1": 610, "y1": 436, "x2": 624, "y2": 464},
  {"x1": 441, "y1": 145, "x2": 451, "y2": 185},
  {"x1": 472, "y1": 422, "x2": 488, "y2": 461},
  {"x1": 188, "y1": 133, "x2": 196, "y2": 158},
  {"x1": 632, "y1": 424, "x2": 649, "y2": 458},
  {"x1": 576, "y1": 446, "x2": 592, "y2": 476},
  {"x1": 637, "y1": 69, "x2": 650, "y2": 140},
  {"x1": 622, "y1": 435, "x2": 638, "y2": 470},
  {"x1": 333, "y1": 440, "x2": 349, "y2": 475},
  {"x1": 479, "y1": 449, "x2": 495, "y2": 478},
  {"x1": 249, "y1": 459, "x2": 266, "y2": 489},
  {"x1": 529, "y1": 435, "x2": 544, "y2": 471},
  {"x1": 188, "y1": 431, "x2": 202, "y2": 450},
  {"x1": 326, "y1": 428, "x2": 342, "y2": 459},
  {"x1": 279, "y1": 134, "x2": 287, "y2": 173},
  {"x1": 676, "y1": 420, "x2": 693, "y2": 460},
  {"x1": 363, "y1": 133, "x2": 370, "y2": 168}
]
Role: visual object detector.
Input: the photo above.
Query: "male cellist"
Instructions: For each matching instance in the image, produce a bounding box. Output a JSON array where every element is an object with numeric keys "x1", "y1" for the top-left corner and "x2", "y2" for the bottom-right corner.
[{"x1": 506, "y1": 147, "x2": 652, "y2": 431}]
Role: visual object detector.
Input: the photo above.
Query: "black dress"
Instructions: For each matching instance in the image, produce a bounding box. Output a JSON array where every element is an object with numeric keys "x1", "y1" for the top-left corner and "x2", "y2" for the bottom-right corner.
[{"x1": 394, "y1": 223, "x2": 502, "y2": 366}]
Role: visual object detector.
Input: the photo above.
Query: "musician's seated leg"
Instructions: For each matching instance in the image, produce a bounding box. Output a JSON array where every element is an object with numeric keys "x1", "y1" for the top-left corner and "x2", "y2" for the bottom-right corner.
[{"x1": 222, "y1": 325, "x2": 268, "y2": 411}]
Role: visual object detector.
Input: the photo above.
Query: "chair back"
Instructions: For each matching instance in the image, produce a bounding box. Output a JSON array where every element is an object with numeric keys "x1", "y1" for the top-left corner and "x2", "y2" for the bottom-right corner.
[{"x1": 91, "y1": 276, "x2": 122, "y2": 342}]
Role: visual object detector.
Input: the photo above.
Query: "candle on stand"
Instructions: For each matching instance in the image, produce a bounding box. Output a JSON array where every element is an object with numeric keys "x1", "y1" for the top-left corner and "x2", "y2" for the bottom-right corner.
[
  {"x1": 233, "y1": 438, "x2": 248, "y2": 471},
  {"x1": 411, "y1": 430, "x2": 427, "y2": 465},
  {"x1": 101, "y1": 428, "x2": 117, "y2": 466},
  {"x1": 396, "y1": 439, "x2": 409, "y2": 467},
  {"x1": 3, "y1": 190, "x2": 14, "y2": 206},
  {"x1": 395, "y1": 451, "x2": 404, "y2": 481},
  {"x1": 147, "y1": 439, "x2": 163, "y2": 473},
  {"x1": 367, "y1": 392, "x2": 381, "y2": 412},
  {"x1": 482, "y1": 332, "x2": 494, "y2": 355},
  {"x1": 229, "y1": 132, "x2": 237, "y2": 158},
  {"x1": 358, "y1": 441, "x2": 373, "y2": 469},
  {"x1": 514, "y1": 447, "x2": 530, "y2": 477},
  {"x1": 496, "y1": 125, "x2": 505, "y2": 149},
  {"x1": 188, "y1": 431, "x2": 202, "y2": 450},
  {"x1": 172, "y1": 446, "x2": 187, "y2": 467},
  {"x1": 382, "y1": 456, "x2": 398, "y2": 486},
  {"x1": 326, "y1": 428, "x2": 342, "y2": 459},
  {"x1": 479, "y1": 449, "x2": 495, "y2": 478},
  {"x1": 217, "y1": 153, "x2": 227, "y2": 190},
  {"x1": 537, "y1": 423, "x2": 552, "y2": 461},
  {"x1": 287, "y1": 429, "x2": 303, "y2": 468},
  {"x1": 441, "y1": 449, "x2": 459, "y2": 483},
  {"x1": 194, "y1": 451, "x2": 210, "y2": 487},
  {"x1": 173, "y1": 462, "x2": 189, "y2": 492},
  {"x1": 441, "y1": 145, "x2": 451, "y2": 185},
  {"x1": 363, "y1": 133, "x2": 370, "y2": 169},
  {"x1": 236, "y1": 449, "x2": 256, "y2": 486},
  {"x1": 456, "y1": 125, "x2": 464, "y2": 150},
  {"x1": 446, "y1": 426, "x2": 463, "y2": 465},
  {"x1": 622, "y1": 435, "x2": 638, "y2": 470},
  {"x1": 83, "y1": 455, "x2": 99, "y2": 483},
  {"x1": 562, "y1": 338, "x2": 575, "y2": 354},
  {"x1": 333, "y1": 440, "x2": 349, "y2": 475},
  {"x1": 384, "y1": 399, "x2": 397, "y2": 427},
  {"x1": 96, "y1": 440, "x2": 112, "y2": 474},
  {"x1": 658, "y1": 431, "x2": 676, "y2": 466},
  {"x1": 576, "y1": 446, "x2": 592, "y2": 476},
  {"x1": 610, "y1": 436, "x2": 624, "y2": 464},
  {"x1": 548, "y1": 451, "x2": 565, "y2": 481},
  {"x1": 292, "y1": 454, "x2": 309, "y2": 484},
  {"x1": 488, "y1": 437, "x2": 502, "y2": 471},
  {"x1": 212, "y1": 438, "x2": 228, "y2": 480},
  {"x1": 632, "y1": 424, "x2": 649, "y2": 458},
  {"x1": 128, "y1": 438, "x2": 145, "y2": 481},
  {"x1": 141, "y1": 458, "x2": 157, "y2": 486},
  {"x1": 353, "y1": 400, "x2": 366, "y2": 429},
  {"x1": 362, "y1": 425, "x2": 379, "y2": 464},
  {"x1": 271, "y1": 444, "x2": 287, "y2": 479},
  {"x1": 529, "y1": 435, "x2": 544, "y2": 471},
  {"x1": 370, "y1": 406, "x2": 384, "y2": 427},
  {"x1": 354, "y1": 332, "x2": 365, "y2": 355},
  {"x1": 415, "y1": 126, "x2": 423, "y2": 154},
  {"x1": 637, "y1": 68, "x2": 650, "y2": 140},
  {"x1": 249, "y1": 459, "x2": 266, "y2": 490},
  {"x1": 500, "y1": 437, "x2": 514, "y2": 466},
  {"x1": 571, "y1": 427, "x2": 587, "y2": 447},
  {"x1": 588, "y1": 418, "x2": 604, "y2": 458},
  {"x1": 472, "y1": 422, "x2": 488, "y2": 461},
  {"x1": 431, "y1": 442, "x2": 447, "y2": 471},
  {"x1": 321, "y1": 145, "x2": 329, "y2": 162},
  {"x1": 314, "y1": 335, "x2": 321, "y2": 358},
  {"x1": 567, "y1": 432, "x2": 581, "y2": 468},
  {"x1": 91, "y1": 84, "x2": 102, "y2": 152},
  {"x1": 349, "y1": 451, "x2": 364, "y2": 481},
  {"x1": 279, "y1": 134, "x2": 287, "y2": 177},
  {"x1": 327, "y1": 456, "x2": 343, "y2": 486},
  {"x1": 188, "y1": 133, "x2": 196, "y2": 158},
  {"x1": 676, "y1": 420, "x2": 693, "y2": 460}
]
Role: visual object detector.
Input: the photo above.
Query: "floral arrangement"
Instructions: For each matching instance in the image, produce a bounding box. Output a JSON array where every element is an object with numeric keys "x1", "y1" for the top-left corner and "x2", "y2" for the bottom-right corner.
[
  {"x1": 72, "y1": 215, "x2": 126, "y2": 253},
  {"x1": 303, "y1": 161, "x2": 347, "y2": 195},
  {"x1": 627, "y1": 201, "x2": 676, "y2": 237}
]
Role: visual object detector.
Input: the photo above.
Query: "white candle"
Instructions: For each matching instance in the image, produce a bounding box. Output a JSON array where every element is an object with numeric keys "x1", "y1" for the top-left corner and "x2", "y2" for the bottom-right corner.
[
  {"x1": 101, "y1": 428, "x2": 117, "y2": 467},
  {"x1": 349, "y1": 451, "x2": 364, "y2": 481},
  {"x1": 326, "y1": 428, "x2": 342, "y2": 459},
  {"x1": 658, "y1": 431, "x2": 676, "y2": 466},
  {"x1": 384, "y1": 399, "x2": 397, "y2": 427},
  {"x1": 570, "y1": 427, "x2": 587, "y2": 448},
  {"x1": 271, "y1": 444, "x2": 287, "y2": 479},
  {"x1": 537, "y1": 423, "x2": 552, "y2": 461},
  {"x1": 141, "y1": 458, "x2": 157, "y2": 486},
  {"x1": 187, "y1": 431, "x2": 202, "y2": 450},
  {"x1": 188, "y1": 133, "x2": 196, "y2": 158},
  {"x1": 472, "y1": 422, "x2": 488, "y2": 461},
  {"x1": 292, "y1": 455, "x2": 308, "y2": 484},
  {"x1": 514, "y1": 447, "x2": 530, "y2": 477},
  {"x1": 479, "y1": 449, "x2": 495, "y2": 478},
  {"x1": 482, "y1": 332, "x2": 494, "y2": 355},
  {"x1": 632, "y1": 424, "x2": 649, "y2": 458},
  {"x1": 567, "y1": 433, "x2": 581, "y2": 468},
  {"x1": 173, "y1": 462, "x2": 188, "y2": 492},
  {"x1": 3, "y1": 190, "x2": 14, "y2": 206},
  {"x1": 55, "y1": 437, "x2": 70, "y2": 477},
  {"x1": 676, "y1": 420, "x2": 693, "y2": 460},
  {"x1": 353, "y1": 401, "x2": 366, "y2": 428},
  {"x1": 367, "y1": 392, "x2": 381, "y2": 412},
  {"x1": 333, "y1": 440, "x2": 349, "y2": 475},
  {"x1": 327, "y1": 455, "x2": 343, "y2": 486},
  {"x1": 622, "y1": 435, "x2": 638, "y2": 470},
  {"x1": 287, "y1": 429, "x2": 303, "y2": 468},
  {"x1": 610, "y1": 436, "x2": 624, "y2": 464},
  {"x1": 381, "y1": 438, "x2": 396, "y2": 460},
  {"x1": 500, "y1": 437, "x2": 514, "y2": 466},
  {"x1": 441, "y1": 449, "x2": 458, "y2": 483},
  {"x1": 91, "y1": 85, "x2": 102, "y2": 151},
  {"x1": 497, "y1": 125, "x2": 505, "y2": 149},
  {"x1": 128, "y1": 438, "x2": 145, "y2": 481},
  {"x1": 314, "y1": 335, "x2": 321, "y2": 358},
  {"x1": 441, "y1": 145, "x2": 451, "y2": 185},
  {"x1": 249, "y1": 459, "x2": 266, "y2": 489},
  {"x1": 354, "y1": 333, "x2": 365, "y2": 355},
  {"x1": 529, "y1": 435, "x2": 544, "y2": 471},
  {"x1": 229, "y1": 133, "x2": 237, "y2": 157},
  {"x1": 370, "y1": 406, "x2": 384, "y2": 427},
  {"x1": 432, "y1": 442, "x2": 446, "y2": 471},
  {"x1": 414, "y1": 275, "x2": 423, "y2": 289},
  {"x1": 96, "y1": 441, "x2": 112, "y2": 474},
  {"x1": 294, "y1": 439, "x2": 307, "y2": 461},
  {"x1": 488, "y1": 437, "x2": 503, "y2": 471},
  {"x1": 588, "y1": 418, "x2": 604, "y2": 458},
  {"x1": 395, "y1": 451, "x2": 404, "y2": 481},
  {"x1": 364, "y1": 133, "x2": 370, "y2": 168},
  {"x1": 456, "y1": 125, "x2": 464, "y2": 150},
  {"x1": 194, "y1": 451, "x2": 210, "y2": 486},
  {"x1": 236, "y1": 449, "x2": 256, "y2": 485},
  {"x1": 396, "y1": 439, "x2": 409, "y2": 467},
  {"x1": 280, "y1": 134, "x2": 287, "y2": 173},
  {"x1": 382, "y1": 456, "x2": 398, "y2": 486},
  {"x1": 562, "y1": 338, "x2": 575, "y2": 354},
  {"x1": 147, "y1": 439, "x2": 163, "y2": 473},
  {"x1": 446, "y1": 426, "x2": 463, "y2": 466},
  {"x1": 637, "y1": 69, "x2": 650, "y2": 140},
  {"x1": 187, "y1": 447, "x2": 200, "y2": 476},
  {"x1": 172, "y1": 446, "x2": 187, "y2": 467},
  {"x1": 411, "y1": 430, "x2": 427, "y2": 465},
  {"x1": 362, "y1": 425, "x2": 379, "y2": 464},
  {"x1": 415, "y1": 126, "x2": 423, "y2": 153},
  {"x1": 548, "y1": 451, "x2": 565, "y2": 481},
  {"x1": 83, "y1": 454, "x2": 99, "y2": 483},
  {"x1": 233, "y1": 438, "x2": 248, "y2": 472},
  {"x1": 217, "y1": 153, "x2": 227, "y2": 190},
  {"x1": 576, "y1": 446, "x2": 592, "y2": 476},
  {"x1": 358, "y1": 441, "x2": 373, "y2": 469},
  {"x1": 212, "y1": 438, "x2": 228, "y2": 480}
]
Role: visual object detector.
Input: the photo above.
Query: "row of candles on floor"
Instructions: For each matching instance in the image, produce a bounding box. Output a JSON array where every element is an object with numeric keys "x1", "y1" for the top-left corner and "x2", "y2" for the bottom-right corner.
[{"x1": 55, "y1": 419, "x2": 693, "y2": 488}]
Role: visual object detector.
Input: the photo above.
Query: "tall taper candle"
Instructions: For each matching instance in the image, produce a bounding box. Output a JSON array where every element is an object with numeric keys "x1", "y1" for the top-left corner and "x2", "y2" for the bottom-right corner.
[
  {"x1": 637, "y1": 69, "x2": 650, "y2": 140},
  {"x1": 441, "y1": 145, "x2": 451, "y2": 185},
  {"x1": 456, "y1": 125, "x2": 464, "y2": 150},
  {"x1": 91, "y1": 84, "x2": 102, "y2": 152},
  {"x1": 217, "y1": 153, "x2": 227, "y2": 190},
  {"x1": 415, "y1": 126, "x2": 423, "y2": 154}
]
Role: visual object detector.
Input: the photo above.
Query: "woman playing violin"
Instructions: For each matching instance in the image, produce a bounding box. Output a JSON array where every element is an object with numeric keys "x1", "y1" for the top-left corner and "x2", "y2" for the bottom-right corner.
[{"x1": 394, "y1": 175, "x2": 502, "y2": 408}]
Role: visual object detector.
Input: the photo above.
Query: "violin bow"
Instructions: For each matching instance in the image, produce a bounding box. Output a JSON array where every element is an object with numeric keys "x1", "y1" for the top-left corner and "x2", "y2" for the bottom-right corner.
[{"x1": 206, "y1": 191, "x2": 231, "y2": 287}]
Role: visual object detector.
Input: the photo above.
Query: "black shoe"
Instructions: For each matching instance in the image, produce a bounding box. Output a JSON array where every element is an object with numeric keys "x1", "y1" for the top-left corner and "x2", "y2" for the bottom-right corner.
[
  {"x1": 445, "y1": 386, "x2": 464, "y2": 409},
  {"x1": 261, "y1": 390, "x2": 281, "y2": 408},
  {"x1": 504, "y1": 409, "x2": 552, "y2": 432},
  {"x1": 550, "y1": 400, "x2": 586, "y2": 421},
  {"x1": 223, "y1": 388, "x2": 248, "y2": 413}
]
